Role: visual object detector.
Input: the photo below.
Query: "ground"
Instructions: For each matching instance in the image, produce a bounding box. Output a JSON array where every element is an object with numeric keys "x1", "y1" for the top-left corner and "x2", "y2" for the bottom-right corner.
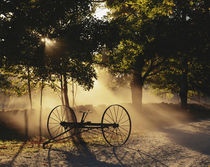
[{"x1": 0, "y1": 119, "x2": 210, "y2": 167}]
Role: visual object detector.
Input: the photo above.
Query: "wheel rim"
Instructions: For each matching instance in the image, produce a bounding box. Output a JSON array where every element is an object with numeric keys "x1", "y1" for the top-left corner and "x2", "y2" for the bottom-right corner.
[
  {"x1": 47, "y1": 105, "x2": 77, "y2": 140},
  {"x1": 101, "y1": 104, "x2": 131, "y2": 146}
]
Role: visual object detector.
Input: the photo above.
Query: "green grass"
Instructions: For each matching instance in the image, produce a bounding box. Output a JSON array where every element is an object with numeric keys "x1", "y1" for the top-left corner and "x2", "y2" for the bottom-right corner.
[
  {"x1": 0, "y1": 134, "x2": 107, "y2": 157},
  {"x1": 0, "y1": 139, "x2": 40, "y2": 156}
]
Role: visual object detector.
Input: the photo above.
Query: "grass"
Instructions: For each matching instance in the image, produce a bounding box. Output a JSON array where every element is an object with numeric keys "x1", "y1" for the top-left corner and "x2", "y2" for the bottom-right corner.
[
  {"x1": 0, "y1": 133, "x2": 108, "y2": 157},
  {"x1": 0, "y1": 138, "x2": 41, "y2": 156}
]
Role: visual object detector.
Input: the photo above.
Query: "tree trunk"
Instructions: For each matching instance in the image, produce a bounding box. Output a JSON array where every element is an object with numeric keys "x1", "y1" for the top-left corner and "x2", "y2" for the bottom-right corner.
[
  {"x1": 63, "y1": 74, "x2": 70, "y2": 107},
  {"x1": 62, "y1": 74, "x2": 80, "y2": 143},
  {"x1": 27, "y1": 67, "x2": 32, "y2": 110},
  {"x1": 72, "y1": 81, "x2": 75, "y2": 108},
  {"x1": 131, "y1": 72, "x2": 143, "y2": 111},
  {"x1": 179, "y1": 7, "x2": 189, "y2": 109},
  {"x1": 24, "y1": 109, "x2": 28, "y2": 138},
  {"x1": 39, "y1": 80, "x2": 44, "y2": 143},
  {"x1": 25, "y1": 66, "x2": 32, "y2": 138},
  {"x1": 60, "y1": 75, "x2": 64, "y2": 105},
  {"x1": 179, "y1": 57, "x2": 188, "y2": 108}
]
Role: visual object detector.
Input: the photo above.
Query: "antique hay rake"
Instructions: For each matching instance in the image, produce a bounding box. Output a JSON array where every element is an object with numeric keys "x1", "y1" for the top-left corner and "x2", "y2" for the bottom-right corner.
[{"x1": 43, "y1": 104, "x2": 131, "y2": 148}]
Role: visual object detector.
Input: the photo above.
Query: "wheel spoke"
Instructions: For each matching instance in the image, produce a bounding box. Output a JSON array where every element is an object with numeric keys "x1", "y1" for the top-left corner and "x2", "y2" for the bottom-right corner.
[
  {"x1": 103, "y1": 128, "x2": 117, "y2": 135},
  {"x1": 47, "y1": 105, "x2": 77, "y2": 139},
  {"x1": 117, "y1": 127, "x2": 127, "y2": 144},
  {"x1": 104, "y1": 118, "x2": 113, "y2": 124},
  {"x1": 113, "y1": 106, "x2": 116, "y2": 122},
  {"x1": 51, "y1": 128, "x2": 59, "y2": 136},
  {"x1": 116, "y1": 128, "x2": 123, "y2": 144},
  {"x1": 119, "y1": 113, "x2": 127, "y2": 123},
  {"x1": 49, "y1": 122, "x2": 59, "y2": 124},
  {"x1": 61, "y1": 107, "x2": 64, "y2": 121},
  {"x1": 117, "y1": 127, "x2": 127, "y2": 137},
  {"x1": 50, "y1": 125, "x2": 60, "y2": 130},
  {"x1": 108, "y1": 128, "x2": 116, "y2": 141},
  {"x1": 120, "y1": 119, "x2": 129, "y2": 125},
  {"x1": 118, "y1": 128, "x2": 125, "y2": 143},
  {"x1": 111, "y1": 129, "x2": 116, "y2": 145},
  {"x1": 50, "y1": 117, "x2": 60, "y2": 123},
  {"x1": 120, "y1": 124, "x2": 129, "y2": 126},
  {"x1": 116, "y1": 106, "x2": 119, "y2": 123},
  {"x1": 102, "y1": 105, "x2": 131, "y2": 146},
  {"x1": 52, "y1": 127, "x2": 60, "y2": 136},
  {"x1": 52, "y1": 111, "x2": 60, "y2": 121},
  {"x1": 117, "y1": 108, "x2": 124, "y2": 124},
  {"x1": 59, "y1": 126, "x2": 64, "y2": 135},
  {"x1": 118, "y1": 126, "x2": 129, "y2": 133},
  {"x1": 56, "y1": 108, "x2": 62, "y2": 121},
  {"x1": 108, "y1": 108, "x2": 115, "y2": 123},
  {"x1": 105, "y1": 111, "x2": 115, "y2": 123},
  {"x1": 113, "y1": 106, "x2": 117, "y2": 123}
]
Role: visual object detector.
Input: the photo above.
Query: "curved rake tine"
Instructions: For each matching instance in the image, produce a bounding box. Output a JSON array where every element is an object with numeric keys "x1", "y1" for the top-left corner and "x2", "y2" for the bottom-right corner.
[
  {"x1": 43, "y1": 126, "x2": 87, "y2": 149},
  {"x1": 43, "y1": 127, "x2": 73, "y2": 149}
]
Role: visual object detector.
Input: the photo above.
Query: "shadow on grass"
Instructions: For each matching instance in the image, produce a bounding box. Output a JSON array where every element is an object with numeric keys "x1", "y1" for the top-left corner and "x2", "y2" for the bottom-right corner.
[
  {"x1": 112, "y1": 146, "x2": 168, "y2": 167},
  {"x1": 0, "y1": 140, "x2": 27, "y2": 167},
  {"x1": 47, "y1": 141, "x2": 121, "y2": 167},
  {"x1": 46, "y1": 136, "x2": 169, "y2": 167},
  {"x1": 8, "y1": 140, "x2": 27, "y2": 167}
]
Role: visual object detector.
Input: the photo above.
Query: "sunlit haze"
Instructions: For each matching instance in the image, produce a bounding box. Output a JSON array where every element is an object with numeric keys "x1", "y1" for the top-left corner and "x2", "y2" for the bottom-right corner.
[
  {"x1": 41, "y1": 37, "x2": 56, "y2": 47},
  {"x1": 94, "y1": 4, "x2": 110, "y2": 19}
]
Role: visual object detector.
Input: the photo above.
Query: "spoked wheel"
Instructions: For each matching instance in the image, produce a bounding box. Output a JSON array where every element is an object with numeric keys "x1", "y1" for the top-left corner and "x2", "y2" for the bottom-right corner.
[
  {"x1": 47, "y1": 105, "x2": 77, "y2": 140},
  {"x1": 101, "y1": 104, "x2": 131, "y2": 146}
]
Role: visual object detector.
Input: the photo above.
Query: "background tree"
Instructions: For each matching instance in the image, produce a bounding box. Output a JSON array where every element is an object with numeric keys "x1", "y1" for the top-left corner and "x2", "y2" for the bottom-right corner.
[
  {"x1": 104, "y1": 0, "x2": 175, "y2": 111},
  {"x1": 104, "y1": 0, "x2": 209, "y2": 110},
  {"x1": 148, "y1": 0, "x2": 210, "y2": 107}
]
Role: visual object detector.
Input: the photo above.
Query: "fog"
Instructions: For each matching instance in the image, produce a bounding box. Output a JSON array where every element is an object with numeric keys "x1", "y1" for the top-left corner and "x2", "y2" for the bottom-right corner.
[
  {"x1": 0, "y1": 68, "x2": 190, "y2": 138},
  {"x1": 70, "y1": 68, "x2": 165, "y2": 106}
]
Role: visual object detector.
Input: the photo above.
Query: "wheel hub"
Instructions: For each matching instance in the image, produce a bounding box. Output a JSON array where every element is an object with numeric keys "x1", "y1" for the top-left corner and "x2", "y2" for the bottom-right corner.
[{"x1": 113, "y1": 123, "x2": 119, "y2": 128}]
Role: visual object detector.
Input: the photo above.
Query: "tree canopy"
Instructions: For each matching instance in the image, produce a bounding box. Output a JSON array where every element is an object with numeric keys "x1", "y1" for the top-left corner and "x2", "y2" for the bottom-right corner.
[
  {"x1": 0, "y1": 0, "x2": 209, "y2": 110},
  {"x1": 103, "y1": 0, "x2": 176, "y2": 110},
  {"x1": 148, "y1": 0, "x2": 210, "y2": 105},
  {"x1": 104, "y1": 0, "x2": 209, "y2": 109},
  {"x1": 0, "y1": 0, "x2": 105, "y2": 98}
]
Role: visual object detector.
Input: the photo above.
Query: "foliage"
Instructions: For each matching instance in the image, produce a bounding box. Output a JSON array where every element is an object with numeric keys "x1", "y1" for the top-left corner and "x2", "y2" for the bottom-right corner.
[
  {"x1": 148, "y1": 0, "x2": 210, "y2": 99},
  {"x1": 0, "y1": 0, "x2": 106, "y2": 98},
  {"x1": 0, "y1": 65, "x2": 30, "y2": 96},
  {"x1": 104, "y1": 0, "x2": 210, "y2": 108},
  {"x1": 103, "y1": 0, "x2": 176, "y2": 109},
  {"x1": 0, "y1": 0, "x2": 209, "y2": 107},
  {"x1": 105, "y1": 0, "x2": 176, "y2": 78}
]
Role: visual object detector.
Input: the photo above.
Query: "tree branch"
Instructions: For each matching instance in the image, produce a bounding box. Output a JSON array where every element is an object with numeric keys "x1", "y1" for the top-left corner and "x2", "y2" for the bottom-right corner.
[{"x1": 142, "y1": 58, "x2": 166, "y2": 81}]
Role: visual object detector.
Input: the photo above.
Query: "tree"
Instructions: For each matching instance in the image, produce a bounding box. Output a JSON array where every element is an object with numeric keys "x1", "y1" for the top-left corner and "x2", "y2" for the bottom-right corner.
[
  {"x1": 104, "y1": 0, "x2": 210, "y2": 109},
  {"x1": 104, "y1": 0, "x2": 174, "y2": 111},
  {"x1": 0, "y1": 0, "x2": 106, "y2": 139},
  {"x1": 149, "y1": 0, "x2": 210, "y2": 107},
  {"x1": 0, "y1": 0, "x2": 105, "y2": 106}
]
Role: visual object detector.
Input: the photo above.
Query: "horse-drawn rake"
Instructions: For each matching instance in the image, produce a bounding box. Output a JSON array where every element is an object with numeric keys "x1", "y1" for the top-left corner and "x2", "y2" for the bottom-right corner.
[{"x1": 43, "y1": 104, "x2": 131, "y2": 148}]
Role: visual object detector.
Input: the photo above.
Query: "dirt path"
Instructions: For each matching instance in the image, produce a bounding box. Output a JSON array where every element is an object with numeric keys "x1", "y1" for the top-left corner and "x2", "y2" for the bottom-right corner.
[{"x1": 0, "y1": 120, "x2": 210, "y2": 167}]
